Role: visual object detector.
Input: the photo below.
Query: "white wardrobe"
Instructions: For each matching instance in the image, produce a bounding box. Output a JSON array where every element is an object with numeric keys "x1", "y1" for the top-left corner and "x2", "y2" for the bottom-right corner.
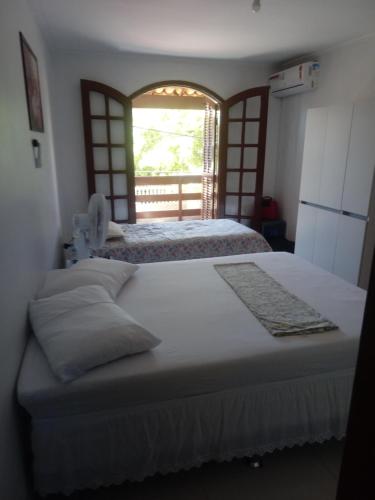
[{"x1": 295, "y1": 98, "x2": 375, "y2": 288}]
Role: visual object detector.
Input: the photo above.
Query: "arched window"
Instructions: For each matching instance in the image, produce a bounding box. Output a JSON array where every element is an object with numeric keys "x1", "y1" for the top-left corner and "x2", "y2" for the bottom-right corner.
[{"x1": 81, "y1": 80, "x2": 268, "y2": 230}]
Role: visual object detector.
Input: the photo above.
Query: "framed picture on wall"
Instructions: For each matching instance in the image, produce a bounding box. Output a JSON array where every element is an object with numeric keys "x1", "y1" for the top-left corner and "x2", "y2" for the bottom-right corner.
[{"x1": 19, "y1": 32, "x2": 44, "y2": 132}]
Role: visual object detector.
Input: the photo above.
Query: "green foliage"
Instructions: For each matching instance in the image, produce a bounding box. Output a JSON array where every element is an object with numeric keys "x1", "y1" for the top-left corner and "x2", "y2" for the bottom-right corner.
[
  {"x1": 133, "y1": 108, "x2": 204, "y2": 176},
  {"x1": 191, "y1": 129, "x2": 204, "y2": 168}
]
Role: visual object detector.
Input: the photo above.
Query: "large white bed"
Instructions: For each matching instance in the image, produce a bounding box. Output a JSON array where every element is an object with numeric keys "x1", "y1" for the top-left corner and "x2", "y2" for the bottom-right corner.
[{"x1": 17, "y1": 252, "x2": 365, "y2": 496}]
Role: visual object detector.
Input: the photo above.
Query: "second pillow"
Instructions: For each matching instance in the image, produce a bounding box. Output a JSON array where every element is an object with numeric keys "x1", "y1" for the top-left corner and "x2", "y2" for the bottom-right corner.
[{"x1": 37, "y1": 257, "x2": 139, "y2": 299}]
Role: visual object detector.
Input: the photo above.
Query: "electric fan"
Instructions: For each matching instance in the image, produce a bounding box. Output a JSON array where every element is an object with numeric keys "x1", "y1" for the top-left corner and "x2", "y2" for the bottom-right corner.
[{"x1": 72, "y1": 193, "x2": 109, "y2": 260}]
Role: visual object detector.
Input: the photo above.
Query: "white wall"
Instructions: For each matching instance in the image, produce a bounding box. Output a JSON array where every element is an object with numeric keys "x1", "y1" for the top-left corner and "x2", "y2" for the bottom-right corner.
[
  {"x1": 49, "y1": 51, "x2": 279, "y2": 239},
  {"x1": 0, "y1": 1, "x2": 62, "y2": 497},
  {"x1": 276, "y1": 35, "x2": 375, "y2": 240}
]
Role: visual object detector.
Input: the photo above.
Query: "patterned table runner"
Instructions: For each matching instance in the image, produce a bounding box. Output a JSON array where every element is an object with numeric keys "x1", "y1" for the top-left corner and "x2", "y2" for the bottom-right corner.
[{"x1": 214, "y1": 262, "x2": 338, "y2": 337}]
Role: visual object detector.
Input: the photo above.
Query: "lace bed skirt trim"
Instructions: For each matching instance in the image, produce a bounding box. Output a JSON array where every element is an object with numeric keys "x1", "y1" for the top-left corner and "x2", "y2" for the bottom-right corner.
[{"x1": 33, "y1": 369, "x2": 353, "y2": 496}]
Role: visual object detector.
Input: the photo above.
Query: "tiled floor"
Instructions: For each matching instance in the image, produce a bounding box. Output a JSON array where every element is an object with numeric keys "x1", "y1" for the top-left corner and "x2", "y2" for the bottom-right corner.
[{"x1": 42, "y1": 439, "x2": 344, "y2": 500}]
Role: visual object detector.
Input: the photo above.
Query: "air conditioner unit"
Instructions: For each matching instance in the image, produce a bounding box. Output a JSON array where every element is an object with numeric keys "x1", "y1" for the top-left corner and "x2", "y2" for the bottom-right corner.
[{"x1": 269, "y1": 62, "x2": 320, "y2": 98}]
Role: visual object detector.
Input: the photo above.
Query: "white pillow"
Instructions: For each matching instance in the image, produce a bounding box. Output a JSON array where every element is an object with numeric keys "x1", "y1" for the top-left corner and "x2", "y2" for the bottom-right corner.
[
  {"x1": 37, "y1": 257, "x2": 139, "y2": 299},
  {"x1": 29, "y1": 285, "x2": 161, "y2": 382},
  {"x1": 107, "y1": 221, "x2": 124, "y2": 239}
]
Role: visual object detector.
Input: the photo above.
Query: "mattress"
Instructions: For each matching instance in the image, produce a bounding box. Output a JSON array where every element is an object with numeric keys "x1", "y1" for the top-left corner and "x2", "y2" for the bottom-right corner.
[
  {"x1": 18, "y1": 252, "x2": 365, "y2": 419},
  {"x1": 92, "y1": 219, "x2": 272, "y2": 263}
]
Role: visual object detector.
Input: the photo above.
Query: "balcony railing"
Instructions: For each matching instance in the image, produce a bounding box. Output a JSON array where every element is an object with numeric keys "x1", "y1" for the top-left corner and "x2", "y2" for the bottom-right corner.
[{"x1": 135, "y1": 174, "x2": 203, "y2": 222}]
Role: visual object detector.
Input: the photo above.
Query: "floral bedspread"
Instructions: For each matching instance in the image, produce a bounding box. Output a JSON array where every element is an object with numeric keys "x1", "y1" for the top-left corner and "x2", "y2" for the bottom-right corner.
[{"x1": 67, "y1": 219, "x2": 272, "y2": 264}]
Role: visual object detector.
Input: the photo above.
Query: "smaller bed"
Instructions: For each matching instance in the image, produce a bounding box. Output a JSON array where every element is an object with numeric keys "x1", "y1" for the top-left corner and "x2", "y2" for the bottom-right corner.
[{"x1": 93, "y1": 219, "x2": 271, "y2": 263}]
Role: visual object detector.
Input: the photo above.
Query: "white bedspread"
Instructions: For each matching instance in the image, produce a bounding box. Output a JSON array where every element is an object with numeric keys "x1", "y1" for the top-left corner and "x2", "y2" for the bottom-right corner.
[{"x1": 18, "y1": 252, "x2": 365, "y2": 419}]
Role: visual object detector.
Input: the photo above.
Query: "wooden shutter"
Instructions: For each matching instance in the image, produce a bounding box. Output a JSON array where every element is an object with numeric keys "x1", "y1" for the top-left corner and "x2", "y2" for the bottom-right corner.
[
  {"x1": 217, "y1": 86, "x2": 269, "y2": 231},
  {"x1": 202, "y1": 102, "x2": 219, "y2": 219},
  {"x1": 81, "y1": 80, "x2": 136, "y2": 223}
]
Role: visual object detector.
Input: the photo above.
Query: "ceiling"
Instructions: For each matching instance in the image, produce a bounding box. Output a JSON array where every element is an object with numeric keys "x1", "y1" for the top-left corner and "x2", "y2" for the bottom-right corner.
[{"x1": 29, "y1": 0, "x2": 375, "y2": 61}]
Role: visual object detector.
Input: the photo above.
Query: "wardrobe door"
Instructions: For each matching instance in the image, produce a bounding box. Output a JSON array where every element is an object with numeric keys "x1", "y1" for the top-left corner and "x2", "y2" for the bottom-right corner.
[
  {"x1": 295, "y1": 203, "x2": 317, "y2": 262},
  {"x1": 299, "y1": 107, "x2": 327, "y2": 204},
  {"x1": 342, "y1": 98, "x2": 375, "y2": 217},
  {"x1": 320, "y1": 105, "x2": 353, "y2": 209},
  {"x1": 313, "y1": 208, "x2": 340, "y2": 272},
  {"x1": 333, "y1": 215, "x2": 367, "y2": 285}
]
